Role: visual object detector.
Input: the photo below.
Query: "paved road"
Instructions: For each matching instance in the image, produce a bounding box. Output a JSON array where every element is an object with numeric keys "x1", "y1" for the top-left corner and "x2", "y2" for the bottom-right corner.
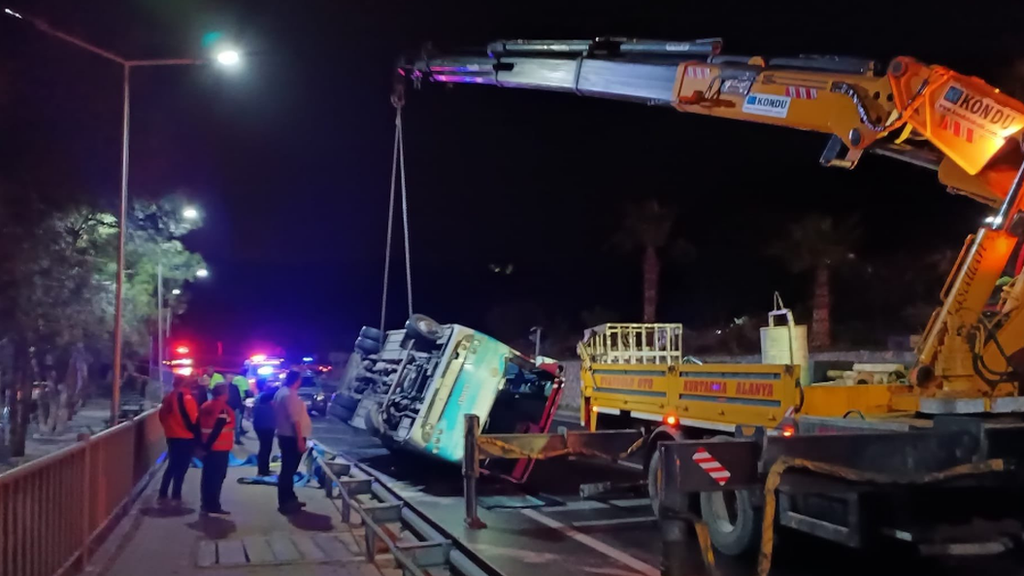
[{"x1": 311, "y1": 415, "x2": 1023, "y2": 576}]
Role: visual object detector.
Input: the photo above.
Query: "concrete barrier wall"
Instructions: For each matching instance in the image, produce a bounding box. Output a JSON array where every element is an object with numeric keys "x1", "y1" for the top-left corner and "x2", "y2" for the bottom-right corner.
[{"x1": 557, "y1": 360, "x2": 582, "y2": 411}]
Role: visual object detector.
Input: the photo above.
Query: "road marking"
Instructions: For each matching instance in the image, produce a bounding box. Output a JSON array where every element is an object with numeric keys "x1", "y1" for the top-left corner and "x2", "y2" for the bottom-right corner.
[
  {"x1": 520, "y1": 509, "x2": 660, "y2": 576},
  {"x1": 542, "y1": 500, "x2": 609, "y2": 512},
  {"x1": 607, "y1": 498, "x2": 651, "y2": 508},
  {"x1": 571, "y1": 516, "x2": 657, "y2": 528}
]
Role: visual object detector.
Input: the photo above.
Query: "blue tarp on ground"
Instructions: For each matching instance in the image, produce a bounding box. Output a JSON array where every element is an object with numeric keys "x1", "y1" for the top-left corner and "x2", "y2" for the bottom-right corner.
[
  {"x1": 236, "y1": 472, "x2": 311, "y2": 488},
  {"x1": 190, "y1": 452, "x2": 262, "y2": 468}
]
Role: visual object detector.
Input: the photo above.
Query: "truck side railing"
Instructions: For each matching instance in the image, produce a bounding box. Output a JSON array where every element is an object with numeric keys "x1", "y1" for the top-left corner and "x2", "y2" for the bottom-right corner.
[{"x1": 0, "y1": 410, "x2": 165, "y2": 576}]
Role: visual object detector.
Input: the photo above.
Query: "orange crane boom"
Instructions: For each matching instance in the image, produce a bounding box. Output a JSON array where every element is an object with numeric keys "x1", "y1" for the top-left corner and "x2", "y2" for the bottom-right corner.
[{"x1": 399, "y1": 37, "x2": 1024, "y2": 410}]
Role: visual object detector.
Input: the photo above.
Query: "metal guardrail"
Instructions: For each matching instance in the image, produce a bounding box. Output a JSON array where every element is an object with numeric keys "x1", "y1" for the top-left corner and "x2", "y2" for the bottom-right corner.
[
  {"x1": 0, "y1": 410, "x2": 165, "y2": 576},
  {"x1": 309, "y1": 441, "x2": 489, "y2": 576}
]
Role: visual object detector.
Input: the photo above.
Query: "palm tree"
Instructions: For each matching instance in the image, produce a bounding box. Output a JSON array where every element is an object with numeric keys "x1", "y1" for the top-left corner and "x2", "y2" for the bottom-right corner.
[
  {"x1": 769, "y1": 215, "x2": 860, "y2": 350},
  {"x1": 611, "y1": 200, "x2": 693, "y2": 323}
]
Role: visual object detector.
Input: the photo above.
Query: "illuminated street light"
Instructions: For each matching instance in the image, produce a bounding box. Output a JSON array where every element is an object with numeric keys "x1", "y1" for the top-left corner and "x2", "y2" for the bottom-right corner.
[
  {"x1": 196, "y1": 268, "x2": 209, "y2": 278},
  {"x1": 216, "y1": 50, "x2": 240, "y2": 66},
  {"x1": 182, "y1": 207, "x2": 199, "y2": 219},
  {"x1": 7, "y1": 7, "x2": 238, "y2": 425},
  {"x1": 171, "y1": 288, "x2": 181, "y2": 295}
]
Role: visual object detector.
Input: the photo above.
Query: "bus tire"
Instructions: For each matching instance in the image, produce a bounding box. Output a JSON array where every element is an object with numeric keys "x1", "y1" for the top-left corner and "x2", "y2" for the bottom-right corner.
[
  {"x1": 699, "y1": 488, "x2": 761, "y2": 556},
  {"x1": 355, "y1": 337, "x2": 381, "y2": 355},
  {"x1": 359, "y1": 326, "x2": 384, "y2": 343},
  {"x1": 405, "y1": 314, "x2": 443, "y2": 342}
]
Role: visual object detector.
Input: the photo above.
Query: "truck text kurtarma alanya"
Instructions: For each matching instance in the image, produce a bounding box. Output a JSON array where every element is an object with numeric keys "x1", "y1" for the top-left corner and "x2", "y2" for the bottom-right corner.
[{"x1": 394, "y1": 37, "x2": 1024, "y2": 569}]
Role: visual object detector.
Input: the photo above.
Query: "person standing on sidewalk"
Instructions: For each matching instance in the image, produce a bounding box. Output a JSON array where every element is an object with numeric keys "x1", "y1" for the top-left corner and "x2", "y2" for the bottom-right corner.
[
  {"x1": 197, "y1": 383, "x2": 235, "y2": 515},
  {"x1": 157, "y1": 376, "x2": 199, "y2": 502},
  {"x1": 274, "y1": 370, "x2": 311, "y2": 514},
  {"x1": 201, "y1": 367, "x2": 225, "y2": 389},
  {"x1": 227, "y1": 373, "x2": 248, "y2": 445},
  {"x1": 252, "y1": 379, "x2": 277, "y2": 476}
]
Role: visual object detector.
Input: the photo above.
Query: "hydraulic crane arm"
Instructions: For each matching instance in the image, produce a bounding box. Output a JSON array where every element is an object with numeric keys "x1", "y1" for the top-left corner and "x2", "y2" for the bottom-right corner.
[
  {"x1": 398, "y1": 37, "x2": 1024, "y2": 208},
  {"x1": 398, "y1": 37, "x2": 1024, "y2": 410}
]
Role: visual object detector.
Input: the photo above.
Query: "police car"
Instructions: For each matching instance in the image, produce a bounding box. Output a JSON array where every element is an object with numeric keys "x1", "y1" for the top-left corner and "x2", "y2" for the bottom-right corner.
[{"x1": 243, "y1": 354, "x2": 287, "y2": 387}]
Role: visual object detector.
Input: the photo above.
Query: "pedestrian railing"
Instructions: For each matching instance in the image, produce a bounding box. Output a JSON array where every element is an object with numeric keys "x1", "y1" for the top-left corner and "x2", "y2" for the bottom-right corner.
[{"x1": 0, "y1": 410, "x2": 165, "y2": 576}]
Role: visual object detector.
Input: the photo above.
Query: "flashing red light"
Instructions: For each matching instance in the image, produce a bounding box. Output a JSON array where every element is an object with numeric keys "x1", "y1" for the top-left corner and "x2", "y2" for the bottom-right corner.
[
  {"x1": 665, "y1": 415, "x2": 678, "y2": 426},
  {"x1": 250, "y1": 354, "x2": 267, "y2": 363},
  {"x1": 781, "y1": 424, "x2": 795, "y2": 438},
  {"x1": 174, "y1": 345, "x2": 190, "y2": 355}
]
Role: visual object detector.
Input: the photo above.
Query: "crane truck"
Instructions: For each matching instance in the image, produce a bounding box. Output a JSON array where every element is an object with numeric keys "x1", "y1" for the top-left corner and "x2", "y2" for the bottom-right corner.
[{"x1": 396, "y1": 37, "x2": 1024, "y2": 567}]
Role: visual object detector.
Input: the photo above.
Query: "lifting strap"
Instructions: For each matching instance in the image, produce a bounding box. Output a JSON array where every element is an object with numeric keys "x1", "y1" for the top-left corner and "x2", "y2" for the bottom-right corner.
[{"x1": 380, "y1": 106, "x2": 414, "y2": 334}]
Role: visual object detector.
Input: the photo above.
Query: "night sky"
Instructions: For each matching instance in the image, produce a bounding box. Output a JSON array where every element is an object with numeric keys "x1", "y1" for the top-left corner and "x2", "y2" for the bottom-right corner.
[{"x1": 2, "y1": 1, "x2": 1024, "y2": 358}]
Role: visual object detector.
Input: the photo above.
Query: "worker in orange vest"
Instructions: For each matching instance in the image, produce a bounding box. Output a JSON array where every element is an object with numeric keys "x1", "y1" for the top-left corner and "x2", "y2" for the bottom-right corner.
[
  {"x1": 197, "y1": 383, "x2": 236, "y2": 515},
  {"x1": 157, "y1": 375, "x2": 199, "y2": 502}
]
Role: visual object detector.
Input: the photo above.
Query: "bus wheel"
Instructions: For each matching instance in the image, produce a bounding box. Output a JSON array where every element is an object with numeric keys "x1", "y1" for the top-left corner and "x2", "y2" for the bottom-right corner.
[{"x1": 699, "y1": 488, "x2": 761, "y2": 556}]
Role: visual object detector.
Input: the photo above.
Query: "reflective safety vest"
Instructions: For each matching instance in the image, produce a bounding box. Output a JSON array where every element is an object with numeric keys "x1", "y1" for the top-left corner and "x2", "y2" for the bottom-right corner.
[
  {"x1": 198, "y1": 399, "x2": 235, "y2": 452},
  {"x1": 207, "y1": 372, "x2": 225, "y2": 389},
  {"x1": 159, "y1": 390, "x2": 198, "y2": 439},
  {"x1": 231, "y1": 375, "x2": 250, "y2": 397}
]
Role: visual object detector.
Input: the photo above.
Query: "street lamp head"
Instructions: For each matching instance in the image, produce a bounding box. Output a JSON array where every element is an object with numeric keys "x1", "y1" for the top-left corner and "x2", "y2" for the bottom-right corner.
[
  {"x1": 215, "y1": 50, "x2": 240, "y2": 66},
  {"x1": 195, "y1": 268, "x2": 209, "y2": 278},
  {"x1": 171, "y1": 288, "x2": 182, "y2": 295},
  {"x1": 182, "y1": 207, "x2": 199, "y2": 219},
  {"x1": 4, "y1": 8, "x2": 23, "y2": 19}
]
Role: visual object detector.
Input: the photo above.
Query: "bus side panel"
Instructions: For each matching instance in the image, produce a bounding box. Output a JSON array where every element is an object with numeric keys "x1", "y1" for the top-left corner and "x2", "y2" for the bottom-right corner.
[{"x1": 425, "y1": 334, "x2": 511, "y2": 463}]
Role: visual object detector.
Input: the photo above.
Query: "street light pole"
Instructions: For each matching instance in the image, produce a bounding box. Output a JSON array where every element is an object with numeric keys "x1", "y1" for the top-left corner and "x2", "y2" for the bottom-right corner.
[
  {"x1": 6, "y1": 8, "x2": 239, "y2": 425},
  {"x1": 155, "y1": 261, "x2": 163, "y2": 390},
  {"x1": 113, "y1": 64, "x2": 130, "y2": 423}
]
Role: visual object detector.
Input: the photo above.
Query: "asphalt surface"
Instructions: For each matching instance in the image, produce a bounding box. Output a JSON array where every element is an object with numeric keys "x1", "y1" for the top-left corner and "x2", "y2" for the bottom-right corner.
[{"x1": 310, "y1": 414, "x2": 1024, "y2": 576}]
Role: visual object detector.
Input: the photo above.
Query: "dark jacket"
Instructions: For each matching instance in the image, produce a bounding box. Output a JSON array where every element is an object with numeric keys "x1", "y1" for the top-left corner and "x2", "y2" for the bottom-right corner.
[
  {"x1": 191, "y1": 382, "x2": 209, "y2": 406},
  {"x1": 253, "y1": 388, "x2": 277, "y2": 431},
  {"x1": 227, "y1": 382, "x2": 244, "y2": 411}
]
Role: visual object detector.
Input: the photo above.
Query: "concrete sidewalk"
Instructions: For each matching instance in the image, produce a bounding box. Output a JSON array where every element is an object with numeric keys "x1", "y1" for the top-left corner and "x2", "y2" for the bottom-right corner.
[{"x1": 91, "y1": 435, "x2": 389, "y2": 576}]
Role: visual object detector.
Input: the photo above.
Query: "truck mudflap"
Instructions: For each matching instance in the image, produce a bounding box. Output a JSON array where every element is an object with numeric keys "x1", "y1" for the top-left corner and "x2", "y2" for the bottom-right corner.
[{"x1": 657, "y1": 421, "x2": 1024, "y2": 576}]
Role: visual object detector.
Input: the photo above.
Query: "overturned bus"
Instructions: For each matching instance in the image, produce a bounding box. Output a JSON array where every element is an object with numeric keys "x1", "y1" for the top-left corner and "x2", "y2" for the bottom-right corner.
[{"x1": 344, "y1": 314, "x2": 564, "y2": 482}]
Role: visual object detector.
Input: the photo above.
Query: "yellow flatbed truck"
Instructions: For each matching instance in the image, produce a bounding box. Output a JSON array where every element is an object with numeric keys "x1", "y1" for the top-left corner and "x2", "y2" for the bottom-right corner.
[{"x1": 578, "y1": 323, "x2": 977, "y2": 558}]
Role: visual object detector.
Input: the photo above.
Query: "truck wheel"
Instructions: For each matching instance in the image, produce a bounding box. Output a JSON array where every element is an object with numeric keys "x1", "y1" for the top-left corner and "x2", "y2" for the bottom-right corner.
[
  {"x1": 699, "y1": 488, "x2": 760, "y2": 556},
  {"x1": 355, "y1": 337, "x2": 381, "y2": 355},
  {"x1": 359, "y1": 326, "x2": 384, "y2": 343},
  {"x1": 647, "y1": 448, "x2": 664, "y2": 517},
  {"x1": 405, "y1": 314, "x2": 443, "y2": 342}
]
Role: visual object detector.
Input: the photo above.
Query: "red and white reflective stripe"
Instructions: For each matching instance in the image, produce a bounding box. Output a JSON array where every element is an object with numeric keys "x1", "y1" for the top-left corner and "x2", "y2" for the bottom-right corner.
[
  {"x1": 692, "y1": 447, "x2": 731, "y2": 486},
  {"x1": 941, "y1": 116, "x2": 975, "y2": 143},
  {"x1": 784, "y1": 86, "x2": 817, "y2": 99},
  {"x1": 686, "y1": 66, "x2": 710, "y2": 79}
]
